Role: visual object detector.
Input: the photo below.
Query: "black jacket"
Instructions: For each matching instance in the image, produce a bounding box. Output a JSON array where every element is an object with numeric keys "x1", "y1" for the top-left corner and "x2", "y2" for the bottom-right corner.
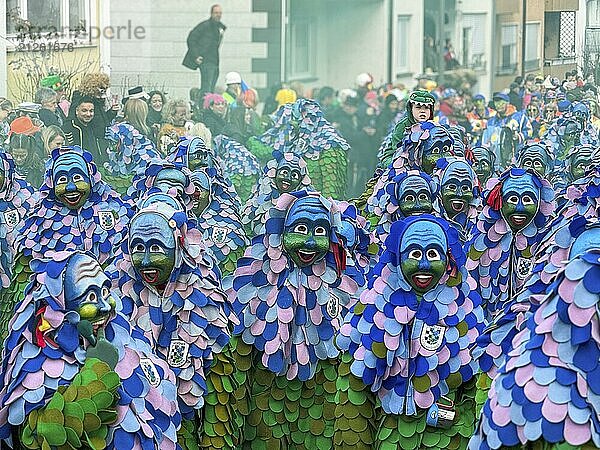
[
  {"x1": 62, "y1": 118, "x2": 109, "y2": 166},
  {"x1": 182, "y1": 19, "x2": 226, "y2": 70}
]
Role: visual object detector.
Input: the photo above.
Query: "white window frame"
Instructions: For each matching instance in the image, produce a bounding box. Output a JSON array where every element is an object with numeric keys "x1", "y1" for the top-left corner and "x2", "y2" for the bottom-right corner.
[
  {"x1": 396, "y1": 15, "x2": 411, "y2": 74},
  {"x1": 525, "y1": 21, "x2": 541, "y2": 71},
  {"x1": 288, "y1": 19, "x2": 315, "y2": 80},
  {"x1": 498, "y1": 23, "x2": 518, "y2": 74},
  {"x1": 6, "y1": 0, "x2": 93, "y2": 50}
]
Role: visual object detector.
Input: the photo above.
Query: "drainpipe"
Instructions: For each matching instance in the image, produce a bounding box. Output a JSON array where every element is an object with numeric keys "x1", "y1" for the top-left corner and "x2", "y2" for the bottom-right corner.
[
  {"x1": 521, "y1": 0, "x2": 527, "y2": 78},
  {"x1": 490, "y1": 0, "x2": 497, "y2": 94},
  {"x1": 281, "y1": 0, "x2": 288, "y2": 82},
  {"x1": 387, "y1": 0, "x2": 394, "y2": 83}
]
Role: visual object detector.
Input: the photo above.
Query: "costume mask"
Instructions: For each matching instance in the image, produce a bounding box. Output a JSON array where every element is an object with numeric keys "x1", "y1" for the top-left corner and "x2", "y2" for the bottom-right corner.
[
  {"x1": 569, "y1": 144, "x2": 595, "y2": 181},
  {"x1": 397, "y1": 175, "x2": 433, "y2": 217},
  {"x1": 187, "y1": 137, "x2": 212, "y2": 171},
  {"x1": 282, "y1": 196, "x2": 331, "y2": 267},
  {"x1": 52, "y1": 152, "x2": 91, "y2": 209},
  {"x1": 399, "y1": 220, "x2": 448, "y2": 294},
  {"x1": 189, "y1": 170, "x2": 211, "y2": 216},
  {"x1": 138, "y1": 193, "x2": 184, "y2": 211},
  {"x1": 440, "y1": 160, "x2": 475, "y2": 219},
  {"x1": 153, "y1": 167, "x2": 187, "y2": 199},
  {"x1": 0, "y1": 167, "x2": 5, "y2": 192},
  {"x1": 64, "y1": 253, "x2": 115, "y2": 329},
  {"x1": 518, "y1": 144, "x2": 550, "y2": 177},
  {"x1": 500, "y1": 173, "x2": 540, "y2": 232},
  {"x1": 129, "y1": 212, "x2": 176, "y2": 288},
  {"x1": 421, "y1": 128, "x2": 453, "y2": 174},
  {"x1": 472, "y1": 146, "x2": 494, "y2": 184},
  {"x1": 275, "y1": 159, "x2": 302, "y2": 193}
]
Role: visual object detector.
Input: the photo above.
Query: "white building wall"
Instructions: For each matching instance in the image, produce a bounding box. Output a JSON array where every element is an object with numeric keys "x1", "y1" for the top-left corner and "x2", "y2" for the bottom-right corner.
[
  {"x1": 576, "y1": 0, "x2": 587, "y2": 73},
  {"x1": 108, "y1": 0, "x2": 268, "y2": 100}
]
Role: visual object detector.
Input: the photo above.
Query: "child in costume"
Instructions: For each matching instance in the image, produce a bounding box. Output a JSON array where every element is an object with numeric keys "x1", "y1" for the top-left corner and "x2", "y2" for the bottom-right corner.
[
  {"x1": 0, "y1": 251, "x2": 181, "y2": 449},
  {"x1": 469, "y1": 248, "x2": 600, "y2": 450},
  {"x1": 228, "y1": 191, "x2": 365, "y2": 449},
  {"x1": 213, "y1": 134, "x2": 261, "y2": 204},
  {"x1": 103, "y1": 121, "x2": 160, "y2": 194},
  {"x1": 335, "y1": 215, "x2": 485, "y2": 450},
  {"x1": 466, "y1": 168, "x2": 555, "y2": 319},
  {"x1": 113, "y1": 201, "x2": 238, "y2": 449},
  {"x1": 242, "y1": 151, "x2": 313, "y2": 237},
  {"x1": 358, "y1": 122, "x2": 455, "y2": 211},
  {"x1": 247, "y1": 99, "x2": 350, "y2": 199}
]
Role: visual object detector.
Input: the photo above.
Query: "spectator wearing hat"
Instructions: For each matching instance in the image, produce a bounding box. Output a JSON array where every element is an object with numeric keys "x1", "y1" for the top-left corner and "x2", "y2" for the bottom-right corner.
[
  {"x1": 481, "y1": 92, "x2": 532, "y2": 157},
  {"x1": 183, "y1": 4, "x2": 226, "y2": 97},
  {"x1": 8, "y1": 117, "x2": 44, "y2": 187},
  {"x1": 200, "y1": 93, "x2": 230, "y2": 137},
  {"x1": 36, "y1": 87, "x2": 66, "y2": 127},
  {"x1": 508, "y1": 82, "x2": 523, "y2": 110},
  {"x1": 222, "y1": 72, "x2": 242, "y2": 105},
  {"x1": 466, "y1": 94, "x2": 495, "y2": 142},
  {"x1": 41, "y1": 74, "x2": 70, "y2": 118},
  {"x1": 62, "y1": 95, "x2": 109, "y2": 165}
]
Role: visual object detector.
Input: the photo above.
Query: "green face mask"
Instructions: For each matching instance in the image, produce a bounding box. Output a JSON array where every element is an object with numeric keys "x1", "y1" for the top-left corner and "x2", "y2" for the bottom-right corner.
[
  {"x1": 397, "y1": 176, "x2": 433, "y2": 217},
  {"x1": 399, "y1": 221, "x2": 448, "y2": 295},
  {"x1": 500, "y1": 175, "x2": 540, "y2": 232},
  {"x1": 475, "y1": 158, "x2": 492, "y2": 184},
  {"x1": 441, "y1": 178, "x2": 473, "y2": 219},
  {"x1": 52, "y1": 153, "x2": 92, "y2": 210},
  {"x1": 129, "y1": 213, "x2": 176, "y2": 289},
  {"x1": 275, "y1": 164, "x2": 302, "y2": 193},
  {"x1": 520, "y1": 155, "x2": 547, "y2": 177},
  {"x1": 282, "y1": 197, "x2": 331, "y2": 268},
  {"x1": 422, "y1": 137, "x2": 452, "y2": 174},
  {"x1": 153, "y1": 168, "x2": 187, "y2": 199}
]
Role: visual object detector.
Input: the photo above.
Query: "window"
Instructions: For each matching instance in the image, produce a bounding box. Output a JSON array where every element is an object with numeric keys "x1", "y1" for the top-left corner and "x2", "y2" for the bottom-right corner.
[
  {"x1": 397, "y1": 15, "x2": 410, "y2": 73},
  {"x1": 499, "y1": 24, "x2": 518, "y2": 73},
  {"x1": 6, "y1": 0, "x2": 89, "y2": 38},
  {"x1": 544, "y1": 11, "x2": 576, "y2": 59},
  {"x1": 588, "y1": 0, "x2": 600, "y2": 27},
  {"x1": 525, "y1": 22, "x2": 541, "y2": 71},
  {"x1": 289, "y1": 20, "x2": 315, "y2": 79},
  {"x1": 559, "y1": 11, "x2": 576, "y2": 57},
  {"x1": 462, "y1": 13, "x2": 486, "y2": 70}
]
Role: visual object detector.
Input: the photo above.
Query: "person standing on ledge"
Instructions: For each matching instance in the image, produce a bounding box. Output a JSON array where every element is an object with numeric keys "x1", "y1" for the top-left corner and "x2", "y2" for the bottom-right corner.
[{"x1": 183, "y1": 4, "x2": 226, "y2": 97}]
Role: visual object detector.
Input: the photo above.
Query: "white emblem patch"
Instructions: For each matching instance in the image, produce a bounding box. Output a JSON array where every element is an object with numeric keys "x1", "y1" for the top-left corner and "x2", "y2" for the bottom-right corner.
[
  {"x1": 140, "y1": 357, "x2": 161, "y2": 388},
  {"x1": 211, "y1": 226, "x2": 228, "y2": 245},
  {"x1": 167, "y1": 340, "x2": 190, "y2": 368},
  {"x1": 326, "y1": 293, "x2": 341, "y2": 319},
  {"x1": 420, "y1": 324, "x2": 446, "y2": 352},
  {"x1": 516, "y1": 257, "x2": 533, "y2": 281},
  {"x1": 98, "y1": 211, "x2": 115, "y2": 231},
  {"x1": 3, "y1": 209, "x2": 19, "y2": 230}
]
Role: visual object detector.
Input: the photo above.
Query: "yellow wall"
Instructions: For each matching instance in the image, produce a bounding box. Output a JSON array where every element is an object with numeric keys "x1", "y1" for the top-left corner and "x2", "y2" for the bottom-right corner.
[{"x1": 7, "y1": 44, "x2": 100, "y2": 103}]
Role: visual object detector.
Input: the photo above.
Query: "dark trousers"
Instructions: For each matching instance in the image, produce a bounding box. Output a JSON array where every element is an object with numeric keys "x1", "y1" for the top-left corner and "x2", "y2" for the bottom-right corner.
[{"x1": 200, "y1": 62, "x2": 219, "y2": 96}]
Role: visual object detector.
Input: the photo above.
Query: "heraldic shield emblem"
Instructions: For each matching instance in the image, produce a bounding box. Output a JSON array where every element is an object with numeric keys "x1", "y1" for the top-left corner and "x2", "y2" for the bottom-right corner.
[
  {"x1": 98, "y1": 211, "x2": 115, "y2": 231},
  {"x1": 3, "y1": 209, "x2": 19, "y2": 230},
  {"x1": 420, "y1": 324, "x2": 446, "y2": 352},
  {"x1": 167, "y1": 340, "x2": 190, "y2": 368},
  {"x1": 211, "y1": 226, "x2": 228, "y2": 245},
  {"x1": 516, "y1": 257, "x2": 533, "y2": 281},
  {"x1": 140, "y1": 357, "x2": 161, "y2": 388}
]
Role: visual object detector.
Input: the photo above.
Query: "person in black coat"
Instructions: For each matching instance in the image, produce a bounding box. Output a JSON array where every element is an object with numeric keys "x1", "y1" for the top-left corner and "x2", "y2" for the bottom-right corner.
[{"x1": 182, "y1": 4, "x2": 226, "y2": 96}]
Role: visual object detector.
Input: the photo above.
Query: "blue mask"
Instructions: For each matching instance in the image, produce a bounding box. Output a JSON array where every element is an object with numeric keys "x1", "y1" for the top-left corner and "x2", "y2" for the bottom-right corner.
[
  {"x1": 440, "y1": 160, "x2": 476, "y2": 219},
  {"x1": 500, "y1": 173, "x2": 540, "y2": 231},
  {"x1": 53, "y1": 153, "x2": 91, "y2": 209},
  {"x1": 397, "y1": 175, "x2": 434, "y2": 217},
  {"x1": 129, "y1": 212, "x2": 177, "y2": 288},
  {"x1": 283, "y1": 196, "x2": 331, "y2": 267},
  {"x1": 399, "y1": 220, "x2": 448, "y2": 294}
]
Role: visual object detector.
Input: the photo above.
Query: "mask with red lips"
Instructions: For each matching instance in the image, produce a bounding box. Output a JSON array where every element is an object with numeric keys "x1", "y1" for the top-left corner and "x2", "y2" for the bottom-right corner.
[
  {"x1": 129, "y1": 212, "x2": 176, "y2": 290},
  {"x1": 500, "y1": 173, "x2": 540, "y2": 232},
  {"x1": 399, "y1": 220, "x2": 448, "y2": 295}
]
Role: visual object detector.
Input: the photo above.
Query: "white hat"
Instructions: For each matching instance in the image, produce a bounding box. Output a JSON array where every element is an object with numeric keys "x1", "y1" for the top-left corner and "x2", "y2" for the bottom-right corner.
[
  {"x1": 356, "y1": 73, "x2": 373, "y2": 88},
  {"x1": 225, "y1": 72, "x2": 242, "y2": 85}
]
